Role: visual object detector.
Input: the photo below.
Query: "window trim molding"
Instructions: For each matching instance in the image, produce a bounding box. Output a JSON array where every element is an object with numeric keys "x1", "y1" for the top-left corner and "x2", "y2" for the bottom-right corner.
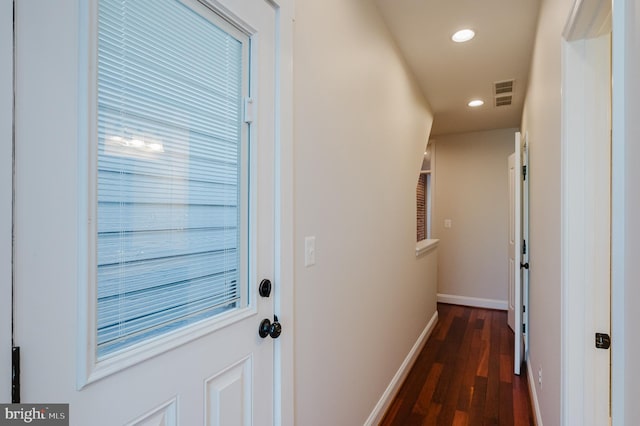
[
  {"x1": 415, "y1": 239, "x2": 439, "y2": 257},
  {"x1": 417, "y1": 140, "x2": 436, "y2": 244},
  {"x1": 76, "y1": 0, "x2": 259, "y2": 389}
]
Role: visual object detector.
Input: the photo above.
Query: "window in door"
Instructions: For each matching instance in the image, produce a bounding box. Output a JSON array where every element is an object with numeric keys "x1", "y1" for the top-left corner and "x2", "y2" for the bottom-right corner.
[{"x1": 95, "y1": 0, "x2": 250, "y2": 359}]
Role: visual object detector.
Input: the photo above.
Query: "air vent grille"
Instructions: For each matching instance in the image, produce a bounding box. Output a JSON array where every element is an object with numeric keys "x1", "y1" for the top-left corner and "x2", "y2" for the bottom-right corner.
[
  {"x1": 495, "y1": 95, "x2": 513, "y2": 107},
  {"x1": 495, "y1": 81, "x2": 513, "y2": 94},
  {"x1": 493, "y1": 79, "x2": 515, "y2": 107}
]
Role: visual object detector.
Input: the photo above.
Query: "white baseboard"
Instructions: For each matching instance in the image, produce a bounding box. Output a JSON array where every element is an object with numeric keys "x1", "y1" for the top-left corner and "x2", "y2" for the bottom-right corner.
[
  {"x1": 437, "y1": 293, "x2": 508, "y2": 311},
  {"x1": 527, "y1": 357, "x2": 543, "y2": 426},
  {"x1": 364, "y1": 311, "x2": 439, "y2": 426}
]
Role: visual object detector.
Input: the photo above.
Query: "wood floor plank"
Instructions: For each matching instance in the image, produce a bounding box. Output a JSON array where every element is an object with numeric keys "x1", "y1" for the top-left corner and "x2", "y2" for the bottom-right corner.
[
  {"x1": 513, "y1": 366, "x2": 534, "y2": 425},
  {"x1": 383, "y1": 333, "x2": 444, "y2": 424},
  {"x1": 452, "y1": 410, "x2": 469, "y2": 426},
  {"x1": 438, "y1": 308, "x2": 477, "y2": 424},
  {"x1": 380, "y1": 304, "x2": 535, "y2": 426},
  {"x1": 414, "y1": 363, "x2": 444, "y2": 415},
  {"x1": 499, "y1": 381, "x2": 515, "y2": 426},
  {"x1": 476, "y1": 310, "x2": 492, "y2": 378},
  {"x1": 457, "y1": 327, "x2": 482, "y2": 411},
  {"x1": 467, "y1": 375, "x2": 488, "y2": 426},
  {"x1": 484, "y1": 311, "x2": 502, "y2": 423},
  {"x1": 436, "y1": 304, "x2": 456, "y2": 340},
  {"x1": 500, "y1": 353, "x2": 513, "y2": 383},
  {"x1": 421, "y1": 403, "x2": 441, "y2": 426}
]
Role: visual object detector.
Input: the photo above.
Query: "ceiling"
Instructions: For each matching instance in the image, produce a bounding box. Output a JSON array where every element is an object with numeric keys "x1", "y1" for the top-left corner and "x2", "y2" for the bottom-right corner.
[{"x1": 375, "y1": 0, "x2": 541, "y2": 137}]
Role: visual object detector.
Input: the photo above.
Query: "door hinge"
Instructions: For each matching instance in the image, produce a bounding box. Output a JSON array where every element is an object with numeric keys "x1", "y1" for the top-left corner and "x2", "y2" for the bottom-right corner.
[
  {"x1": 595, "y1": 333, "x2": 611, "y2": 349},
  {"x1": 522, "y1": 165, "x2": 527, "y2": 180},
  {"x1": 523, "y1": 305, "x2": 526, "y2": 313},
  {"x1": 243, "y1": 97, "x2": 255, "y2": 124},
  {"x1": 522, "y1": 324, "x2": 526, "y2": 333},
  {"x1": 522, "y1": 239, "x2": 527, "y2": 255},
  {"x1": 12, "y1": 346, "x2": 20, "y2": 403}
]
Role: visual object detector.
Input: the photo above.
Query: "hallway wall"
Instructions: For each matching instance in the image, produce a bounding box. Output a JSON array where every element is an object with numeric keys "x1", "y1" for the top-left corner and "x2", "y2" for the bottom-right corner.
[
  {"x1": 520, "y1": 0, "x2": 574, "y2": 423},
  {"x1": 432, "y1": 128, "x2": 516, "y2": 306},
  {"x1": 293, "y1": 0, "x2": 436, "y2": 424}
]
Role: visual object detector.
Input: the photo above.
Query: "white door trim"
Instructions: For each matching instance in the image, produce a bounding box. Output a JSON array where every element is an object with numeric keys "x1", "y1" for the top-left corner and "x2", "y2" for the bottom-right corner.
[
  {"x1": 271, "y1": 0, "x2": 295, "y2": 425},
  {"x1": 0, "y1": 0, "x2": 13, "y2": 404},
  {"x1": 610, "y1": 0, "x2": 626, "y2": 424},
  {"x1": 561, "y1": 0, "x2": 612, "y2": 424}
]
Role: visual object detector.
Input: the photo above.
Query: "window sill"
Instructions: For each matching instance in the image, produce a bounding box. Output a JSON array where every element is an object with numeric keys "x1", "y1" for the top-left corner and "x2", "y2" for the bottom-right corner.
[{"x1": 416, "y1": 239, "x2": 439, "y2": 257}]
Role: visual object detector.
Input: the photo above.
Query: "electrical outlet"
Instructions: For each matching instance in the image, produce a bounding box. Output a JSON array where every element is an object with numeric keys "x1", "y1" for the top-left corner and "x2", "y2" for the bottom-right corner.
[{"x1": 444, "y1": 219, "x2": 452, "y2": 229}]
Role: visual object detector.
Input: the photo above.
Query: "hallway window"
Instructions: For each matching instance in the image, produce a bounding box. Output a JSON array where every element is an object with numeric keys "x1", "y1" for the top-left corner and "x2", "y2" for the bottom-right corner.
[
  {"x1": 96, "y1": 0, "x2": 250, "y2": 358},
  {"x1": 417, "y1": 144, "x2": 433, "y2": 241}
]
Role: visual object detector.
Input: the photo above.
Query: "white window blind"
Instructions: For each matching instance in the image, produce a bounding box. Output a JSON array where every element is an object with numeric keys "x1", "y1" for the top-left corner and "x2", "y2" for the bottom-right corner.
[{"x1": 96, "y1": 0, "x2": 248, "y2": 358}]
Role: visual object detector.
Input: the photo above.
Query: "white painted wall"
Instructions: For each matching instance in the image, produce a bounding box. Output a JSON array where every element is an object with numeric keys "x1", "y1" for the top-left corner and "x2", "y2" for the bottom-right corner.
[
  {"x1": 520, "y1": 0, "x2": 574, "y2": 423},
  {"x1": 293, "y1": 0, "x2": 436, "y2": 423},
  {"x1": 431, "y1": 128, "x2": 515, "y2": 306}
]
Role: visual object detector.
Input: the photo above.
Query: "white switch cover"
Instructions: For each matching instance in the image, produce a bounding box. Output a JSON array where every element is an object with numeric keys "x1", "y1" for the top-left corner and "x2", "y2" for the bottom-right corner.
[
  {"x1": 304, "y1": 236, "x2": 316, "y2": 267},
  {"x1": 444, "y1": 219, "x2": 452, "y2": 229}
]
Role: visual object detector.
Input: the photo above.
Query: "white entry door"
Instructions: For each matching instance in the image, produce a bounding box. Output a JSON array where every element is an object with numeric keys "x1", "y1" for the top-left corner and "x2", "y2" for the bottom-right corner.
[
  {"x1": 507, "y1": 132, "x2": 524, "y2": 375},
  {"x1": 13, "y1": 0, "x2": 278, "y2": 424}
]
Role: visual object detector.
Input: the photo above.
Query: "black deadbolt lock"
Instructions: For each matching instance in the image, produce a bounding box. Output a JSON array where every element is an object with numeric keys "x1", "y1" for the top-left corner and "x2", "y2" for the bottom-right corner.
[{"x1": 259, "y1": 279, "x2": 272, "y2": 298}]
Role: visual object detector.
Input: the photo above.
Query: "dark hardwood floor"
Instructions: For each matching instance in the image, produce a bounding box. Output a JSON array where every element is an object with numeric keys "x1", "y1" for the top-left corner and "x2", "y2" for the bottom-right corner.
[{"x1": 380, "y1": 304, "x2": 534, "y2": 426}]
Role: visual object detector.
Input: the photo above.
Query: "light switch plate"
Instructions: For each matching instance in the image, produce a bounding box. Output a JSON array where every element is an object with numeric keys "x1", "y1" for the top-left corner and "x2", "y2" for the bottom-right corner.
[{"x1": 444, "y1": 219, "x2": 452, "y2": 229}]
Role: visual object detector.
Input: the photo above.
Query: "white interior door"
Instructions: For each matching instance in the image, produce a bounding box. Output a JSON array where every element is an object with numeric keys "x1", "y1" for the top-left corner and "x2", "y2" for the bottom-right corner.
[
  {"x1": 13, "y1": 0, "x2": 278, "y2": 424},
  {"x1": 521, "y1": 134, "x2": 529, "y2": 358},
  {"x1": 507, "y1": 132, "x2": 523, "y2": 375}
]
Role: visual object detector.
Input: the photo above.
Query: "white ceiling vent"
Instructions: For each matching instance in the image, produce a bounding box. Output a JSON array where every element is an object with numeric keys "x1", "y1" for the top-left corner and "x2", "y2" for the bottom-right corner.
[
  {"x1": 493, "y1": 79, "x2": 515, "y2": 107},
  {"x1": 495, "y1": 95, "x2": 513, "y2": 107}
]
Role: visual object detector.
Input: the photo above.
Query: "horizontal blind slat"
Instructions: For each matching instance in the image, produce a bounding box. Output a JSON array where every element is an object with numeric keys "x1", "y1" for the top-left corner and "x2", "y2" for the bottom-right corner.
[
  {"x1": 98, "y1": 251, "x2": 237, "y2": 298},
  {"x1": 97, "y1": 203, "x2": 237, "y2": 233}
]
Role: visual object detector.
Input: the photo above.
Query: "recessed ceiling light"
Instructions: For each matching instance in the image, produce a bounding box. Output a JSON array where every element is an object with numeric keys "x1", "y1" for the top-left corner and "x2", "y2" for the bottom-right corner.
[
  {"x1": 452, "y1": 29, "x2": 475, "y2": 43},
  {"x1": 468, "y1": 99, "x2": 484, "y2": 107}
]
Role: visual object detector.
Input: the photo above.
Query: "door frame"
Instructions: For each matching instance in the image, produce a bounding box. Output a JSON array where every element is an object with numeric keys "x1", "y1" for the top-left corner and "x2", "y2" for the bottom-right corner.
[
  {"x1": 271, "y1": 1, "x2": 295, "y2": 424},
  {"x1": 0, "y1": 0, "x2": 13, "y2": 404},
  {"x1": 610, "y1": 0, "x2": 628, "y2": 423},
  {"x1": 561, "y1": 0, "x2": 612, "y2": 423},
  {"x1": 507, "y1": 135, "x2": 523, "y2": 375}
]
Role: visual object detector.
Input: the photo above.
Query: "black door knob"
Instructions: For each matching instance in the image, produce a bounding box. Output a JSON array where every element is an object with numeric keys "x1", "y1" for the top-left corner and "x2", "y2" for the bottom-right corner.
[
  {"x1": 258, "y1": 315, "x2": 282, "y2": 339},
  {"x1": 269, "y1": 315, "x2": 282, "y2": 339},
  {"x1": 259, "y1": 318, "x2": 272, "y2": 338}
]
